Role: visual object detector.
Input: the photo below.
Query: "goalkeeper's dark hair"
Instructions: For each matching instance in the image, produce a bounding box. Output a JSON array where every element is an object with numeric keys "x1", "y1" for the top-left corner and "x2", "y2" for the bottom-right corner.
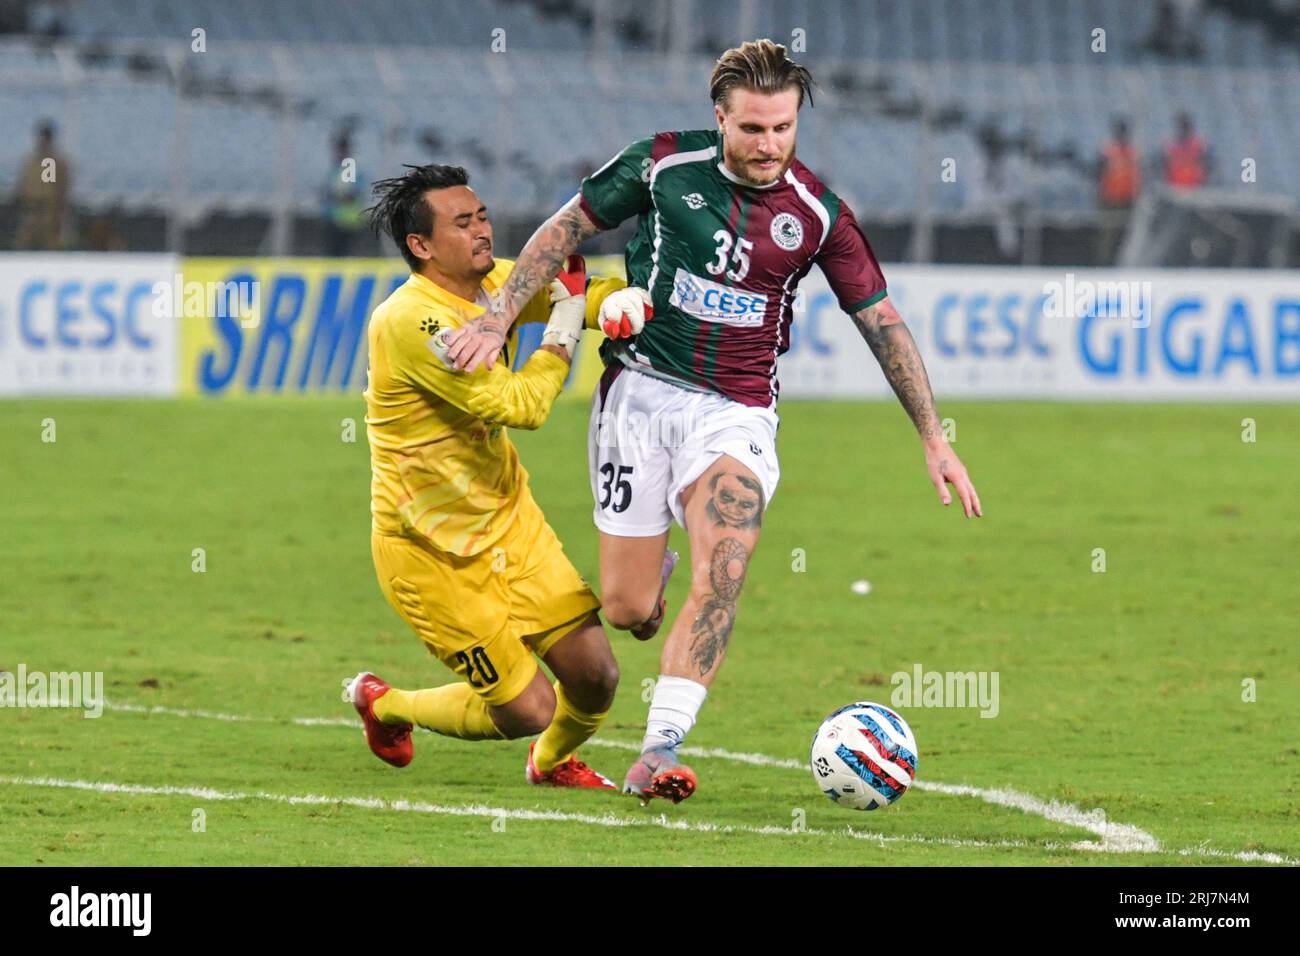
[
  {"x1": 710, "y1": 38, "x2": 815, "y2": 112},
  {"x1": 366, "y1": 164, "x2": 470, "y2": 271}
]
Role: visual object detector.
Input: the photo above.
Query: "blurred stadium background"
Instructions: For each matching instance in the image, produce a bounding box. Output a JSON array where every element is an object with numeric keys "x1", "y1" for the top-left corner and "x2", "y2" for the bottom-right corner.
[
  {"x1": 3, "y1": 0, "x2": 1299, "y2": 266},
  {"x1": 3, "y1": 0, "x2": 1298, "y2": 402}
]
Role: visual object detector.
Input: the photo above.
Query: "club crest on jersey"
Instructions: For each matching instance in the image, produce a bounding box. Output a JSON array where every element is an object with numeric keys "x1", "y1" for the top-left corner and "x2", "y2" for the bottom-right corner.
[
  {"x1": 770, "y1": 212, "x2": 803, "y2": 251},
  {"x1": 421, "y1": 316, "x2": 455, "y2": 369},
  {"x1": 669, "y1": 268, "x2": 767, "y2": 327},
  {"x1": 681, "y1": 192, "x2": 707, "y2": 210}
]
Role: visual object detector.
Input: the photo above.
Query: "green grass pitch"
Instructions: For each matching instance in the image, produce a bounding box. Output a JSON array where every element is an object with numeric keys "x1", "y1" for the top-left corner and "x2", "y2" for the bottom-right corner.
[{"x1": 1, "y1": 397, "x2": 1297, "y2": 866}]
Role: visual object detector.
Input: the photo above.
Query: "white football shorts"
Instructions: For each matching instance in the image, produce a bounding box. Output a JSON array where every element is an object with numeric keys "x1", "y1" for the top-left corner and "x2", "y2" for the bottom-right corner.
[{"x1": 586, "y1": 365, "x2": 780, "y2": 537}]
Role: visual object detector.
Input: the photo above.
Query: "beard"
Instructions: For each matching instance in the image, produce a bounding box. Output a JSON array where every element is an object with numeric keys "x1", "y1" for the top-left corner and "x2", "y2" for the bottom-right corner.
[{"x1": 723, "y1": 137, "x2": 795, "y2": 186}]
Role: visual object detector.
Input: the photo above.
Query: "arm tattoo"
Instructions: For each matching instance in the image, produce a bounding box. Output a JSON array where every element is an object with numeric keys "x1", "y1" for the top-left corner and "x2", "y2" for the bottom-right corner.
[
  {"x1": 689, "y1": 536, "x2": 748, "y2": 676},
  {"x1": 486, "y1": 199, "x2": 601, "y2": 335},
  {"x1": 852, "y1": 303, "x2": 943, "y2": 441}
]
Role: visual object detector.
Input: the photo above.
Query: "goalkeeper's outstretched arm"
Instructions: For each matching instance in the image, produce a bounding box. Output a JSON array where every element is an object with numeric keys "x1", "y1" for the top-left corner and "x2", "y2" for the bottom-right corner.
[
  {"x1": 445, "y1": 196, "x2": 603, "y2": 372},
  {"x1": 397, "y1": 264, "x2": 590, "y2": 431}
]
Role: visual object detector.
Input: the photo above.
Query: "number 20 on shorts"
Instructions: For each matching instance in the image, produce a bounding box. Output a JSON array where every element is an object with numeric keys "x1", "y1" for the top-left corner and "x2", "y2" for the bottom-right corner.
[{"x1": 455, "y1": 647, "x2": 499, "y2": 688}]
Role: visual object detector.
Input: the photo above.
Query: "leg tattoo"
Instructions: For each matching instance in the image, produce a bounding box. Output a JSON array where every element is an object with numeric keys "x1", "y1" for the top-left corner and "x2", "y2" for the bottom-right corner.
[
  {"x1": 704, "y1": 472, "x2": 764, "y2": 530},
  {"x1": 689, "y1": 536, "x2": 748, "y2": 676}
]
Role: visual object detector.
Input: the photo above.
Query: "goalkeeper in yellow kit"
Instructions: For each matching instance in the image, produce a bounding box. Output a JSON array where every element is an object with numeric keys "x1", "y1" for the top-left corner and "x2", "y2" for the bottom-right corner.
[{"x1": 343, "y1": 164, "x2": 627, "y2": 789}]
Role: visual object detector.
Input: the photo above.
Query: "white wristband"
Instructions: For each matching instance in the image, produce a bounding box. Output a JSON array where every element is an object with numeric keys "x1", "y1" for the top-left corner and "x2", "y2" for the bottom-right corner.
[{"x1": 541, "y1": 295, "x2": 585, "y2": 358}]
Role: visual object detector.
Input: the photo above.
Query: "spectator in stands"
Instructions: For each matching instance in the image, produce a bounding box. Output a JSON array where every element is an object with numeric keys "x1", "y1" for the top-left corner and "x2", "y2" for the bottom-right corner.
[
  {"x1": 1163, "y1": 112, "x2": 1211, "y2": 191},
  {"x1": 323, "y1": 131, "x2": 366, "y2": 256},
  {"x1": 14, "y1": 119, "x2": 70, "y2": 250},
  {"x1": 966, "y1": 121, "x2": 1023, "y2": 258},
  {"x1": 27, "y1": 0, "x2": 69, "y2": 39},
  {"x1": 0, "y1": 0, "x2": 29, "y2": 34},
  {"x1": 1096, "y1": 118, "x2": 1141, "y2": 264},
  {"x1": 1143, "y1": 0, "x2": 1204, "y2": 59}
]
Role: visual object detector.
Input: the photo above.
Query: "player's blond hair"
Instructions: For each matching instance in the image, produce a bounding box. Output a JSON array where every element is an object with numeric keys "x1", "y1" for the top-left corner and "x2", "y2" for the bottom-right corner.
[{"x1": 709, "y1": 39, "x2": 816, "y2": 112}]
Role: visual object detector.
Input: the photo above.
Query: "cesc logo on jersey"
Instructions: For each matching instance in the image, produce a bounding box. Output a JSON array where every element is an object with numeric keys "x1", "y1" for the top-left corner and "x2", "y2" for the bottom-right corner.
[{"x1": 669, "y1": 268, "x2": 767, "y2": 327}]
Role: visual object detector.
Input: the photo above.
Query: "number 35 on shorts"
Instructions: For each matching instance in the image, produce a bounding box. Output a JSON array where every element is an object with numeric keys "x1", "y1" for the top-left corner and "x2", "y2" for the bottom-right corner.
[{"x1": 597, "y1": 463, "x2": 634, "y2": 513}]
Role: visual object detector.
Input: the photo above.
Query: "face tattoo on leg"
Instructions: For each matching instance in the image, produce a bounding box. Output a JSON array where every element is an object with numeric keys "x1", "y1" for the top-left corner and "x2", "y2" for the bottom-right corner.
[{"x1": 705, "y1": 472, "x2": 764, "y2": 529}]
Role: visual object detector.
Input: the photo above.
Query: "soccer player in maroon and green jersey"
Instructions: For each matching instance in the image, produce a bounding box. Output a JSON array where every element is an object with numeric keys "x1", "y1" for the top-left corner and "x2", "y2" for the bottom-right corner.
[{"x1": 446, "y1": 39, "x2": 982, "y2": 804}]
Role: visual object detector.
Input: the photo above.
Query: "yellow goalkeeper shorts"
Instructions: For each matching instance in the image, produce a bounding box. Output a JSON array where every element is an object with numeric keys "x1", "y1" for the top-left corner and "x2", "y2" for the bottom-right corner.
[{"x1": 371, "y1": 486, "x2": 600, "y2": 707}]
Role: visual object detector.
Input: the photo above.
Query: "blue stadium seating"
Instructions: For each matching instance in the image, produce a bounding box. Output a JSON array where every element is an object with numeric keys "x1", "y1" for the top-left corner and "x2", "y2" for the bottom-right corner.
[{"x1": 2, "y1": 0, "x2": 1295, "y2": 221}]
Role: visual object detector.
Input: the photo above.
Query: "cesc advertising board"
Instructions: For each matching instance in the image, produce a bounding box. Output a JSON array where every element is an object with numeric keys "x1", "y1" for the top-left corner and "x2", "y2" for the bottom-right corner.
[
  {"x1": 2, "y1": 256, "x2": 1296, "y2": 401},
  {"x1": 0, "y1": 254, "x2": 179, "y2": 396},
  {"x1": 779, "y1": 265, "x2": 1300, "y2": 400}
]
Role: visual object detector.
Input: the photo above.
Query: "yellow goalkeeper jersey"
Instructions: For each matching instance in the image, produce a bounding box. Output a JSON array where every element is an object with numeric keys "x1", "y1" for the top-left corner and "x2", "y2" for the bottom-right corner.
[{"x1": 366, "y1": 260, "x2": 622, "y2": 557}]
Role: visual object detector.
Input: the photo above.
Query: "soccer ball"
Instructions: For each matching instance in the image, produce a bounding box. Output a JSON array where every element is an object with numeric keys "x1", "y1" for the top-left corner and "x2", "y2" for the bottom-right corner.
[{"x1": 810, "y1": 701, "x2": 918, "y2": 810}]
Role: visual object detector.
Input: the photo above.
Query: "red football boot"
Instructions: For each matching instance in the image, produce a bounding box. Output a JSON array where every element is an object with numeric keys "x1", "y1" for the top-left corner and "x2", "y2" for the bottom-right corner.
[
  {"x1": 344, "y1": 671, "x2": 413, "y2": 768},
  {"x1": 526, "y1": 741, "x2": 617, "y2": 790},
  {"x1": 622, "y1": 747, "x2": 697, "y2": 805}
]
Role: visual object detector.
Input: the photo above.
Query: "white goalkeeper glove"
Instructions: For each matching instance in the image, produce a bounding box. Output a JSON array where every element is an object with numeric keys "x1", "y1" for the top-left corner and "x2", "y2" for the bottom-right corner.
[
  {"x1": 541, "y1": 254, "x2": 587, "y2": 359},
  {"x1": 599, "y1": 287, "x2": 653, "y2": 339}
]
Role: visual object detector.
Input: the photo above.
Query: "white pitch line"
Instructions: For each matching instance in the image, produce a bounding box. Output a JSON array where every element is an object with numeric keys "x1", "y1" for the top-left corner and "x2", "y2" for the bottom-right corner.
[
  {"x1": 585, "y1": 736, "x2": 805, "y2": 770},
  {"x1": 107, "y1": 701, "x2": 356, "y2": 729},
  {"x1": 0, "y1": 774, "x2": 1039, "y2": 853},
  {"x1": 76, "y1": 700, "x2": 1297, "y2": 865},
  {"x1": 5, "y1": 774, "x2": 1293, "y2": 865},
  {"x1": 582, "y1": 737, "x2": 1145, "y2": 850},
  {"x1": 916, "y1": 780, "x2": 1158, "y2": 853}
]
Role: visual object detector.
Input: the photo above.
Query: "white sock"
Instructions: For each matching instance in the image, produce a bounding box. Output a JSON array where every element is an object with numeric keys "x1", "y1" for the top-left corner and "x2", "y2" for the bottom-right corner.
[{"x1": 641, "y1": 675, "x2": 708, "y2": 753}]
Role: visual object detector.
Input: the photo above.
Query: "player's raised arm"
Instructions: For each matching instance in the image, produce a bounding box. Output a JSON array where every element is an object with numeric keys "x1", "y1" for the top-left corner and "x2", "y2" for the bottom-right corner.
[
  {"x1": 446, "y1": 135, "x2": 657, "y2": 372},
  {"x1": 851, "y1": 297, "x2": 982, "y2": 518},
  {"x1": 445, "y1": 196, "x2": 602, "y2": 372},
  {"x1": 513, "y1": 272, "x2": 646, "y2": 338},
  {"x1": 397, "y1": 258, "x2": 590, "y2": 430}
]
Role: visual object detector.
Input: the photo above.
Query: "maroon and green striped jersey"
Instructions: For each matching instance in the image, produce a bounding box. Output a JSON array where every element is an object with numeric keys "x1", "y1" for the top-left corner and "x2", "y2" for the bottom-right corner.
[{"x1": 579, "y1": 128, "x2": 887, "y2": 408}]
